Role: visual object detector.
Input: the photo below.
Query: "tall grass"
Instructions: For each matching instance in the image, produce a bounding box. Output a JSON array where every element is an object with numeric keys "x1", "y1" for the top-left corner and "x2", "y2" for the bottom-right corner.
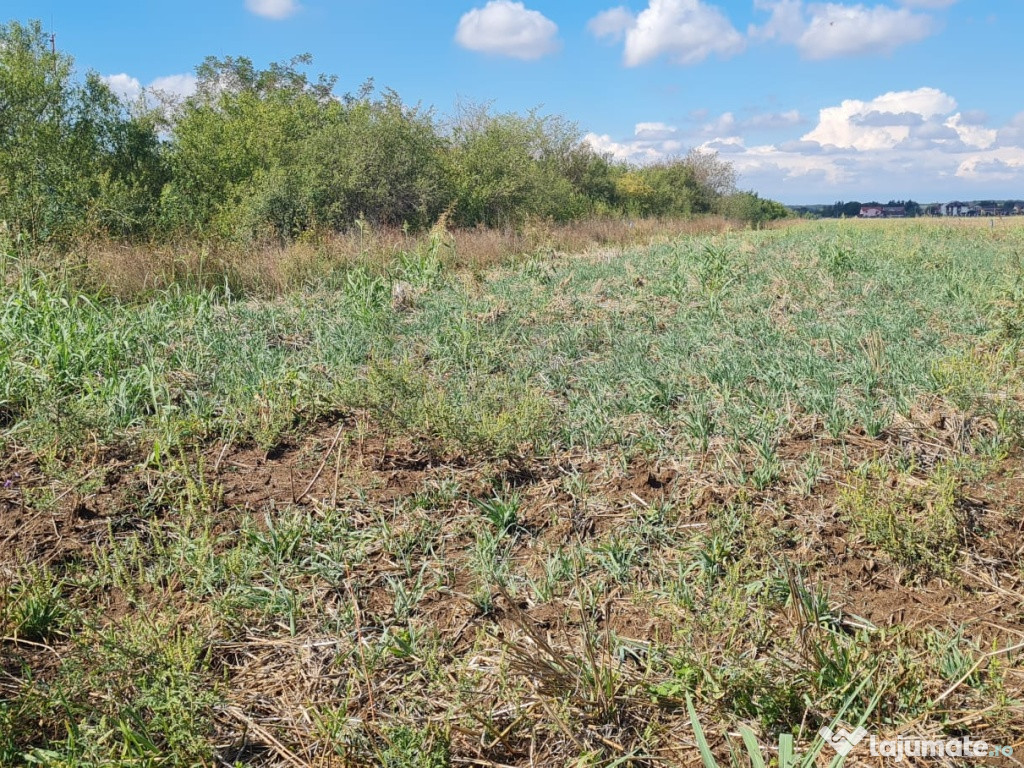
[{"x1": 66, "y1": 216, "x2": 736, "y2": 300}]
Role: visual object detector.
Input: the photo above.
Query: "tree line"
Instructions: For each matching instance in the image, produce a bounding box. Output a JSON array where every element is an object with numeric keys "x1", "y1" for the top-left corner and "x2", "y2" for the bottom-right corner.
[
  {"x1": 0, "y1": 20, "x2": 788, "y2": 249},
  {"x1": 792, "y1": 200, "x2": 924, "y2": 219}
]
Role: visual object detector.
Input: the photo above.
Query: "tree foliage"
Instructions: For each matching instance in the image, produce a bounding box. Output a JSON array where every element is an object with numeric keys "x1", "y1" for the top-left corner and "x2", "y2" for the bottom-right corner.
[
  {"x1": 720, "y1": 191, "x2": 791, "y2": 226},
  {"x1": 0, "y1": 20, "x2": 165, "y2": 244},
  {"x1": 0, "y1": 24, "x2": 785, "y2": 248}
]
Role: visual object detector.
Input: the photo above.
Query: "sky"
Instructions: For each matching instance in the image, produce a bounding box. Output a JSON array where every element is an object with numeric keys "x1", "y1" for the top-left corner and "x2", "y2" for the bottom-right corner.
[{"x1": 6, "y1": 0, "x2": 1022, "y2": 204}]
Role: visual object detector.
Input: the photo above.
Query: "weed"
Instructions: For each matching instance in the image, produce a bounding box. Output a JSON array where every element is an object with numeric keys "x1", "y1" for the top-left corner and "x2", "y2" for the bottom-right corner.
[
  {"x1": 5, "y1": 568, "x2": 69, "y2": 642},
  {"x1": 840, "y1": 460, "x2": 965, "y2": 578},
  {"x1": 473, "y1": 490, "x2": 522, "y2": 537},
  {"x1": 4, "y1": 220, "x2": 1024, "y2": 765},
  {"x1": 375, "y1": 724, "x2": 451, "y2": 768}
]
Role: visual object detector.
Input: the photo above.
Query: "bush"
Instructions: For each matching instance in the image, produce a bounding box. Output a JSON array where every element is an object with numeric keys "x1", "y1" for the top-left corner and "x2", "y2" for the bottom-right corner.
[
  {"x1": 616, "y1": 152, "x2": 737, "y2": 218},
  {"x1": 297, "y1": 89, "x2": 453, "y2": 231},
  {"x1": 720, "y1": 191, "x2": 791, "y2": 226},
  {"x1": 2, "y1": 22, "x2": 791, "y2": 248},
  {"x1": 449, "y1": 106, "x2": 585, "y2": 227},
  {"x1": 0, "y1": 21, "x2": 163, "y2": 246}
]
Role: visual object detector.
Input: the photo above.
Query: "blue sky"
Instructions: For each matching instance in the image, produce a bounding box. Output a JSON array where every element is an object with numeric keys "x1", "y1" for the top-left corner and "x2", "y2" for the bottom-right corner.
[{"x1": 7, "y1": 0, "x2": 1022, "y2": 203}]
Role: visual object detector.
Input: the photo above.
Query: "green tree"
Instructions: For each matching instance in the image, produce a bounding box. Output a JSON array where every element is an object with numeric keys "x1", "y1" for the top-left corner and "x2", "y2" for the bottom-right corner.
[
  {"x1": 297, "y1": 87, "x2": 452, "y2": 231},
  {"x1": 161, "y1": 54, "x2": 336, "y2": 238},
  {"x1": 625, "y1": 151, "x2": 736, "y2": 217},
  {"x1": 449, "y1": 106, "x2": 586, "y2": 227},
  {"x1": 720, "y1": 191, "x2": 791, "y2": 226},
  {"x1": 0, "y1": 20, "x2": 147, "y2": 245}
]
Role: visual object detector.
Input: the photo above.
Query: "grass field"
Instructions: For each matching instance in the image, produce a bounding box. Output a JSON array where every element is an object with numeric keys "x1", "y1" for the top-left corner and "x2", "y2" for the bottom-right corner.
[{"x1": 2, "y1": 218, "x2": 1023, "y2": 767}]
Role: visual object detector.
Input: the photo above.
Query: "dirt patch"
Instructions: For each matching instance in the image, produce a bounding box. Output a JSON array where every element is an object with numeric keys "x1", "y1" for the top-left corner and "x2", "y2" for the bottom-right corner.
[{"x1": 5, "y1": 405, "x2": 1024, "y2": 766}]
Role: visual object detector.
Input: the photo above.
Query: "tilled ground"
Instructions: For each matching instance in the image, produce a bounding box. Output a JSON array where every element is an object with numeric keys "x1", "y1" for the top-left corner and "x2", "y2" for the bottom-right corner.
[{"x1": 3, "y1": 400, "x2": 1023, "y2": 767}]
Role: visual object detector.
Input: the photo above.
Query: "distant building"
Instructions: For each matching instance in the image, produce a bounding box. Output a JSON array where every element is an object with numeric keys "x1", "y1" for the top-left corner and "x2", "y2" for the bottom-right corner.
[
  {"x1": 859, "y1": 204, "x2": 905, "y2": 218},
  {"x1": 940, "y1": 201, "x2": 970, "y2": 216}
]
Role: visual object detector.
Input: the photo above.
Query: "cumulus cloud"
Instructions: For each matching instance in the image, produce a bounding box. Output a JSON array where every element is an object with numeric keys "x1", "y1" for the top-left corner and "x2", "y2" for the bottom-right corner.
[
  {"x1": 456, "y1": 1, "x2": 560, "y2": 60},
  {"x1": 753, "y1": 1, "x2": 938, "y2": 59},
  {"x1": 956, "y1": 152, "x2": 1024, "y2": 182},
  {"x1": 102, "y1": 73, "x2": 143, "y2": 101},
  {"x1": 945, "y1": 113, "x2": 996, "y2": 150},
  {"x1": 102, "y1": 72, "x2": 198, "y2": 106},
  {"x1": 690, "y1": 109, "x2": 806, "y2": 138},
  {"x1": 801, "y1": 3, "x2": 936, "y2": 58},
  {"x1": 745, "y1": 109, "x2": 804, "y2": 130},
  {"x1": 586, "y1": 122, "x2": 685, "y2": 162},
  {"x1": 995, "y1": 113, "x2": 1024, "y2": 149},
  {"x1": 589, "y1": 0, "x2": 744, "y2": 67},
  {"x1": 726, "y1": 90, "x2": 1015, "y2": 196},
  {"x1": 588, "y1": 7, "x2": 635, "y2": 42},
  {"x1": 148, "y1": 74, "x2": 199, "y2": 100},
  {"x1": 802, "y1": 87, "x2": 956, "y2": 150},
  {"x1": 850, "y1": 110, "x2": 925, "y2": 127},
  {"x1": 750, "y1": 0, "x2": 805, "y2": 44},
  {"x1": 245, "y1": 0, "x2": 299, "y2": 20},
  {"x1": 587, "y1": 132, "x2": 671, "y2": 163},
  {"x1": 634, "y1": 121, "x2": 679, "y2": 140},
  {"x1": 585, "y1": 109, "x2": 806, "y2": 165},
  {"x1": 587, "y1": 87, "x2": 1024, "y2": 200}
]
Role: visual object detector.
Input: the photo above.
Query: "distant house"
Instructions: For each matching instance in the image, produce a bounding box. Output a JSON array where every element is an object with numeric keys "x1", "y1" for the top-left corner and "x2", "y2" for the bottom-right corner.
[
  {"x1": 979, "y1": 204, "x2": 1003, "y2": 216},
  {"x1": 940, "y1": 201, "x2": 970, "y2": 216},
  {"x1": 1014, "y1": 204, "x2": 1024, "y2": 216},
  {"x1": 859, "y1": 204, "x2": 906, "y2": 218}
]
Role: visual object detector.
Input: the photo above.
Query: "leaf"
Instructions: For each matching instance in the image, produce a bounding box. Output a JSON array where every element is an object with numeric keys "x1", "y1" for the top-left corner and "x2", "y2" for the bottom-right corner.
[
  {"x1": 779, "y1": 733, "x2": 794, "y2": 768},
  {"x1": 739, "y1": 725, "x2": 767, "y2": 768},
  {"x1": 685, "y1": 693, "x2": 719, "y2": 768}
]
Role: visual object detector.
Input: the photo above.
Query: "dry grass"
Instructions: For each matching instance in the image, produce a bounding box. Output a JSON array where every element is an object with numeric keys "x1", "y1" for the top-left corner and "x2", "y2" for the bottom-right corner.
[{"x1": 68, "y1": 216, "x2": 736, "y2": 299}]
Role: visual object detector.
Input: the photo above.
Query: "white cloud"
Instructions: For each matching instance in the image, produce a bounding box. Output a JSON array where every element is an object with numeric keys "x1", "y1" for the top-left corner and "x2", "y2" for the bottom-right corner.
[
  {"x1": 801, "y1": 3, "x2": 936, "y2": 58},
  {"x1": 693, "y1": 109, "x2": 806, "y2": 137},
  {"x1": 590, "y1": 0, "x2": 744, "y2": 67},
  {"x1": 588, "y1": 88, "x2": 1024, "y2": 200},
  {"x1": 723, "y1": 90, "x2": 1019, "y2": 197},
  {"x1": 586, "y1": 110, "x2": 803, "y2": 163},
  {"x1": 588, "y1": 7, "x2": 635, "y2": 42},
  {"x1": 102, "y1": 72, "x2": 198, "y2": 106},
  {"x1": 586, "y1": 121, "x2": 685, "y2": 162},
  {"x1": 245, "y1": 0, "x2": 299, "y2": 20},
  {"x1": 586, "y1": 132, "x2": 669, "y2": 163},
  {"x1": 455, "y1": 1, "x2": 560, "y2": 60},
  {"x1": 753, "y1": 1, "x2": 938, "y2": 59},
  {"x1": 803, "y1": 87, "x2": 956, "y2": 150},
  {"x1": 995, "y1": 113, "x2": 1024, "y2": 149},
  {"x1": 945, "y1": 113, "x2": 996, "y2": 150},
  {"x1": 750, "y1": 0, "x2": 804, "y2": 44},
  {"x1": 148, "y1": 74, "x2": 198, "y2": 100},
  {"x1": 102, "y1": 73, "x2": 143, "y2": 102},
  {"x1": 634, "y1": 121, "x2": 679, "y2": 140},
  {"x1": 956, "y1": 152, "x2": 1024, "y2": 182}
]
